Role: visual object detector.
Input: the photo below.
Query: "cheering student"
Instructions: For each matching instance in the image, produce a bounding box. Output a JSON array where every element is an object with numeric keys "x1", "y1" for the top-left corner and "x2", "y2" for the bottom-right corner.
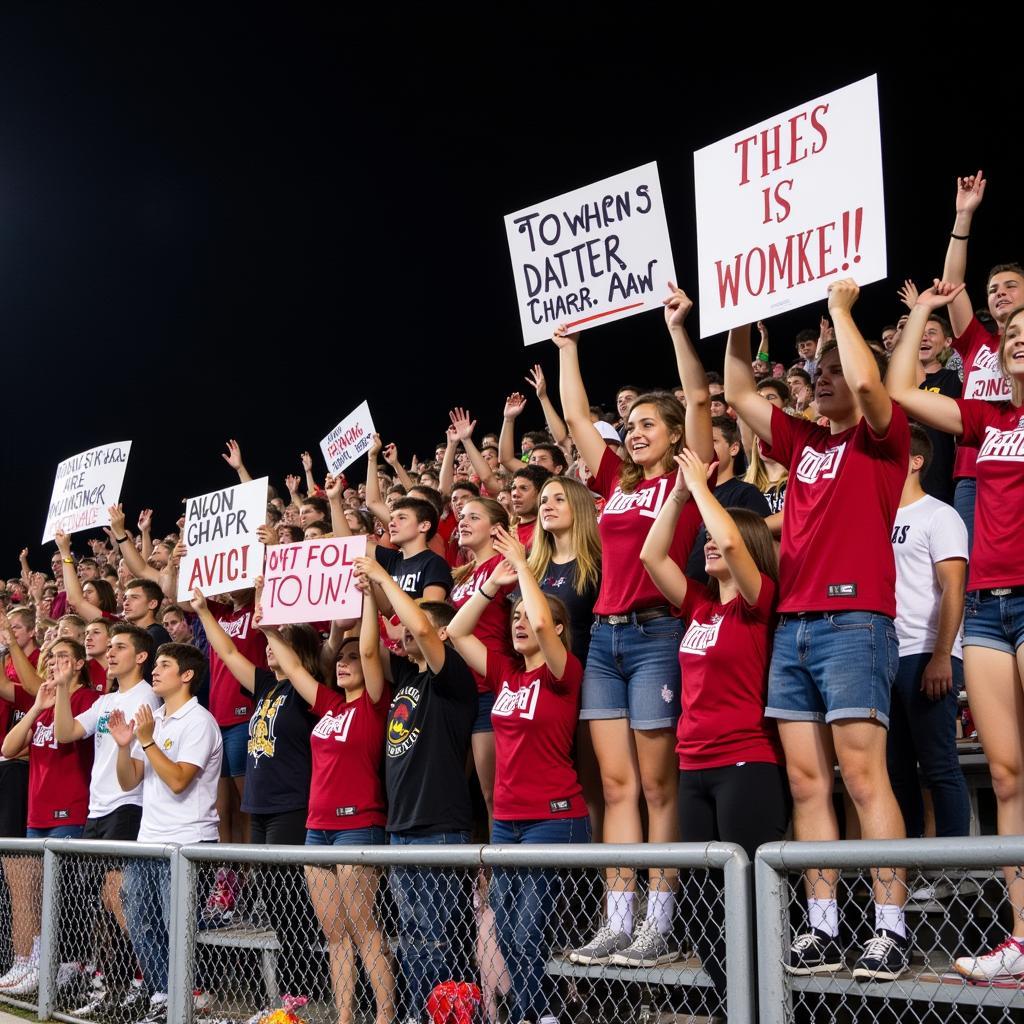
[
  {"x1": 726, "y1": 278, "x2": 911, "y2": 981},
  {"x1": 640, "y1": 448, "x2": 787, "y2": 987},
  {"x1": 257, "y1": 589, "x2": 396, "y2": 1024},
  {"x1": 449, "y1": 497, "x2": 517, "y2": 822},
  {"x1": 887, "y1": 283, "x2": 1024, "y2": 982},
  {"x1": 447, "y1": 528, "x2": 588, "y2": 1024},
  {"x1": 557, "y1": 283, "x2": 714, "y2": 968}
]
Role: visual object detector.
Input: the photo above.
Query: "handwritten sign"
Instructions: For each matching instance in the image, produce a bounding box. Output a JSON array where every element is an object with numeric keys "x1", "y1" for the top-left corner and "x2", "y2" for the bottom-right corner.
[
  {"x1": 178, "y1": 478, "x2": 267, "y2": 601},
  {"x1": 505, "y1": 162, "x2": 676, "y2": 345},
  {"x1": 320, "y1": 402, "x2": 375, "y2": 475},
  {"x1": 260, "y1": 535, "x2": 367, "y2": 625},
  {"x1": 694, "y1": 75, "x2": 886, "y2": 336},
  {"x1": 42, "y1": 441, "x2": 132, "y2": 543}
]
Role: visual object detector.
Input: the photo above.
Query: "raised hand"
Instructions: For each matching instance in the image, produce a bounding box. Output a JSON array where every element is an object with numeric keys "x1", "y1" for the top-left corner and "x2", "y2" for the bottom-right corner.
[
  {"x1": 826, "y1": 278, "x2": 859, "y2": 314},
  {"x1": 189, "y1": 587, "x2": 208, "y2": 614},
  {"x1": 674, "y1": 449, "x2": 717, "y2": 499},
  {"x1": 352, "y1": 555, "x2": 389, "y2": 586},
  {"x1": 757, "y1": 320, "x2": 769, "y2": 346},
  {"x1": 487, "y1": 558, "x2": 519, "y2": 589},
  {"x1": 108, "y1": 504, "x2": 127, "y2": 537},
  {"x1": 368, "y1": 433, "x2": 383, "y2": 459},
  {"x1": 818, "y1": 316, "x2": 834, "y2": 343},
  {"x1": 324, "y1": 474, "x2": 343, "y2": 501},
  {"x1": 222, "y1": 439, "x2": 244, "y2": 470},
  {"x1": 662, "y1": 281, "x2": 693, "y2": 328},
  {"x1": 504, "y1": 393, "x2": 527, "y2": 419},
  {"x1": 54, "y1": 529, "x2": 72, "y2": 558},
  {"x1": 525, "y1": 364, "x2": 547, "y2": 399},
  {"x1": 285, "y1": 474, "x2": 302, "y2": 495},
  {"x1": 382, "y1": 443, "x2": 400, "y2": 467},
  {"x1": 134, "y1": 704, "x2": 156, "y2": 746},
  {"x1": 448, "y1": 408, "x2": 477, "y2": 443},
  {"x1": 916, "y1": 280, "x2": 967, "y2": 311},
  {"x1": 137, "y1": 508, "x2": 153, "y2": 533},
  {"x1": 107, "y1": 709, "x2": 136, "y2": 748},
  {"x1": 897, "y1": 279, "x2": 919, "y2": 311},
  {"x1": 300, "y1": 451, "x2": 313, "y2": 472},
  {"x1": 256, "y1": 523, "x2": 279, "y2": 546},
  {"x1": 955, "y1": 169, "x2": 986, "y2": 216},
  {"x1": 552, "y1": 324, "x2": 580, "y2": 349},
  {"x1": 491, "y1": 525, "x2": 527, "y2": 568}
]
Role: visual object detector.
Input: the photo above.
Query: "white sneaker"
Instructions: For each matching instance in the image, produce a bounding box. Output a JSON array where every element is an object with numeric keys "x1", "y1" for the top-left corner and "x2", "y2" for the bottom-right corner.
[
  {"x1": 4, "y1": 965, "x2": 40, "y2": 996},
  {"x1": 0, "y1": 958, "x2": 28, "y2": 988},
  {"x1": 954, "y1": 936, "x2": 1024, "y2": 982},
  {"x1": 568, "y1": 925, "x2": 633, "y2": 965}
]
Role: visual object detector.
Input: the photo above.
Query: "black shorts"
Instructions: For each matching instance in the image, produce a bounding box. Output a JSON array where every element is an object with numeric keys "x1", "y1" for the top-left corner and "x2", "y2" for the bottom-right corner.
[
  {"x1": 83, "y1": 804, "x2": 143, "y2": 842},
  {"x1": 0, "y1": 760, "x2": 29, "y2": 837}
]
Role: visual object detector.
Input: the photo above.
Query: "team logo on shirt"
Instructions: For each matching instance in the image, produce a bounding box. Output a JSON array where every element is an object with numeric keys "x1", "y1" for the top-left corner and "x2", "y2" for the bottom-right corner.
[
  {"x1": 450, "y1": 571, "x2": 484, "y2": 605},
  {"x1": 313, "y1": 707, "x2": 356, "y2": 744},
  {"x1": 795, "y1": 441, "x2": 847, "y2": 484},
  {"x1": 387, "y1": 689, "x2": 420, "y2": 757},
  {"x1": 32, "y1": 720, "x2": 57, "y2": 750},
  {"x1": 162, "y1": 737, "x2": 173, "y2": 751},
  {"x1": 220, "y1": 612, "x2": 252, "y2": 640},
  {"x1": 248, "y1": 695, "x2": 286, "y2": 761},
  {"x1": 492, "y1": 679, "x2": 541, "y2": 720},
  {"x1": 393, "y1": 571, "x2": 423, "y2": 594},
  {"x1": 977, "y1": 423, "x2": 1024, "y2": 463},
  {"x1": 602, "y1": 478, "x2": 670, "y2": 520},
  {"x1": 679, "y1": 615, "x2": 723, "y2": 656},
  {"x1": 965, "y1": 345, "x2": 1013, "y2": 401}
]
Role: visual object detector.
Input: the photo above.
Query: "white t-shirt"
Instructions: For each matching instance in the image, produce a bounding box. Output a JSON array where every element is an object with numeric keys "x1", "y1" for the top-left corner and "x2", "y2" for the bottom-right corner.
[
  {"x1": 131, "y1": 697, "x2": 222, "y2": 844},
  {"x1": 892, "y1": 494, "x2": 969, "y2": 659},
  {"x1": 76, "y1": 681, "x2": 163, "y2": 817}
]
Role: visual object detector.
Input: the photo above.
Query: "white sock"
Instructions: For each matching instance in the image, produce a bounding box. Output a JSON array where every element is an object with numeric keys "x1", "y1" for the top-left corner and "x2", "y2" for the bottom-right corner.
[
  {"x1": 874, "y1": 903, "x2": 906, "y2": 939},
  {"x1": 644, "y1": 890, "x2": 675, "y2": 935},
  {"x1": 807, "y1": 898, "x2": 839, "y2": 938},
  {"x1": 607, "y1": 891, "x2": 634, "y2": 936}
]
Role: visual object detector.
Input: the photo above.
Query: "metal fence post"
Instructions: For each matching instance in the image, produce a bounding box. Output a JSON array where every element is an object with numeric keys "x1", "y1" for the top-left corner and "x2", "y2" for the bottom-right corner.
[
  {"x1": 720, "y1": 844, "x2": 755, "y2": 1024},
  {"x1": 168, "y1": 845, "x2": 191, "y2": 1024},
  {"x1": 755, "y1": 846, "x2": 789, "y2": 1024},
  {"x1": 36, "y1": 843, "x2": 58, "y2": 1021}
]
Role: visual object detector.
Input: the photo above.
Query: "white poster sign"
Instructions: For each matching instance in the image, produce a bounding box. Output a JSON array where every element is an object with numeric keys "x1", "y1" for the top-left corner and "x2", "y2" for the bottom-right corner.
[
  {"x1": 42, "y1": 441, "x2": 132, "y2": 543},
  {"x1": 320, "y1": 401, "x2": 376, "y2": 476}
]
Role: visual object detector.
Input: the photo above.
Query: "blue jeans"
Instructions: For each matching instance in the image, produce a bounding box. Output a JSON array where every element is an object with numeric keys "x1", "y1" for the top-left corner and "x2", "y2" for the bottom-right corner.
[
  {"x1": 953, "y1": 477, "x2": 976, "y2": 557},
  {"x1": 121, "y1": 859, "x2": 171, "y2": 996},
  {"x1": 25, "y1": 825, "x2": 84, "y2": 839},
  {"x1": 388, "y1": 831, "x2": 470, "y2": 1019},
  {"x1": 886, "y1": 654, "x2": 970, "y2": 838},
  {"x1": 491, "y1": 817, "x2": 590, "y2": 1023}
]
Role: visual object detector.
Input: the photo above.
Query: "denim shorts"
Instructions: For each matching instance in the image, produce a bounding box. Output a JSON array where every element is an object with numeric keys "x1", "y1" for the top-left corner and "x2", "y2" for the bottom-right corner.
[
  {"x1": 473, "y1": 689, "x2": 496, "y2": 734},
  {"x1": 220, "y1": 722, "x2": 249, "y2": 778},
  {"x1": 26, "y1": 824, "x2": 85, "y2": 839},
  {"x1": 963, "y1": 590, "x2": 1024, "y2": 655},
  {"x1": 305, "y1": 825, "x2": 387, "y2": 846},
  {"x1": 491, "y1": 815, "x2": 591, "y2": 845},
  {"x1": 580, "y1": 615, "x2": 683, "y2": 730},
  {"x1": 766, "y1": 612, "x2": 899, "y2": 727}
]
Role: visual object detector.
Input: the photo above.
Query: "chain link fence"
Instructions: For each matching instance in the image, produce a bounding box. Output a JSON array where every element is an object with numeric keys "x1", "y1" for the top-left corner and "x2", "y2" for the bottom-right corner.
[
  {"x1": 178, "y1": 841, "x2": 751, "y2": 1024},
  {"x1": 0, "y1": 838, "x2": 45, "y2": 1014},
  {"x1": 756, "y1": 837, "x2": 1024, "y2": 1024}
]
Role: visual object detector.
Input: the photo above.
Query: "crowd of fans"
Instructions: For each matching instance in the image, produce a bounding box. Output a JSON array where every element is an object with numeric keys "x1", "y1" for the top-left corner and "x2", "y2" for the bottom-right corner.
[{"x1": 0, "y1": 170, "x2": 1022, "y2": 1022}]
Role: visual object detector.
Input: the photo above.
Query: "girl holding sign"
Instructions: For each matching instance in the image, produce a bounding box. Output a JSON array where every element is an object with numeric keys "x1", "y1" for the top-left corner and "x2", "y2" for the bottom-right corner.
[
  {"x1": 888, "y1": 284, "x2": 1024, "y2": 983},
  {"x1": 556, "y1": 284, "x2": 714, "y2": 967},
  {"x1": 254, "y1": 587, "x2": 396, "y2": 1024}
]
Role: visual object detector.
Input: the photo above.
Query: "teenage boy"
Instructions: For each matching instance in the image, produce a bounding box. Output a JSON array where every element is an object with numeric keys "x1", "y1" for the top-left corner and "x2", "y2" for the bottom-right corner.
[
  {"x1": 54, "y1": 623, "x2": 161, "y2": 1014},
  {"x1": 373, "y1": 497, "x2": 452, "y2": 607},
  {"x1": 887, "y1": 427, "x2": 970, "y2": 843},
  {"x1": 510, "y1": 465, "x2": 551, "y2": 549},
  {"x1": 726, "y1": 278, "x2": 912, "y2": 980},
  {"x1": 109, "y1": 643, "x2": 221, "y2": 1024},
  {"x1": 353, "y1": 555, "x2": 476, "y2": 1022}
]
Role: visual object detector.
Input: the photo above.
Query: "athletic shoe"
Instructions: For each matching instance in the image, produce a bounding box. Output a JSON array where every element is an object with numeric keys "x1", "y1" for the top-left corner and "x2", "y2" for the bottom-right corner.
[
  {"x1": 568, "y1": 925, "x2": 633, "y2": 965},
  {"x1": 851, "y1": 929, "x2": 910, "y2": 981},
  {"x1": 909, "y1": 880, "x2": 955, "y2": 902},
  {"x1": 4, "y1": 965, "x2": 39, "y2": 996},
  {"x1": 608, "y1": 920, "x2": 680, "y2": 967},
  {"x1": 203, "y1": 868, "x2": 239, "y2": 925},
  {"x1": 785, "y1": 930, "x2": 844, "y2": 976},
  {"x1": 0, "y1": 957, "x2": 30, "y2": 988},
  {"x1": 953, "y1": 936, "x2": 1024, "y2": 982},
  {"x1": 193, "y1": 987, "x2": 214, "y2": 1010},
  {"x1": 138, "y1": 993, "x2": 168, "y2": 1024}
]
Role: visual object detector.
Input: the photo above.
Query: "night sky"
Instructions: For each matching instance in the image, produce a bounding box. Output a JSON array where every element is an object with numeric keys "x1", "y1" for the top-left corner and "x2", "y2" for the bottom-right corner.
[{"x1": 2, "y1": 11, "x2": 1017, "y2": 570}]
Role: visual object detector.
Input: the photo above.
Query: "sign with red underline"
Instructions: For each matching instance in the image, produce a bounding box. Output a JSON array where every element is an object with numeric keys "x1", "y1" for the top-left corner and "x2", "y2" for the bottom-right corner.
[{"x1": 504, "y1": 162, "x2": 676, "y2": 346}]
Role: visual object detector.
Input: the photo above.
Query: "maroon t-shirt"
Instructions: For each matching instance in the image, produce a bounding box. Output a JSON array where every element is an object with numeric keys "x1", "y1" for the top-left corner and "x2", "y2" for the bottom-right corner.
[
  {"x1": 675, "y1": 575, "x2": 782, "y2": 771},
  {"x1": 591, "y1": 448, "x2": 704, "y2": 615},
  {"x1": 450, "y1": 554, "x2": 517, "y2": 693},
  {"x1": 956, "y1": 398, "x2": 1024, "y2": 590},
  {"x1": 205, "y1": 600, "x2": 267, "y2": 727},
  {"x1": 761, "y1": 403, "x2": 909, "y2": 616},
  {"x1": 0, "y1": 648, "x2": 39, "y2": 755},
  {"x1": 486, "y1": 650, "x2": 586, "y2": 821},
  {"x1": 953, "y1": 316, "x2": 1013, "y2": 479},
  {"x1": 307, "y1": 684, "x2": 390, "y2": 830}
]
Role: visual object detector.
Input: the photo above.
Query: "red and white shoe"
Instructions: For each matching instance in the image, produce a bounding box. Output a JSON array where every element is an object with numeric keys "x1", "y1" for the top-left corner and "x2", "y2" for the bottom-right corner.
[{"x1": 954, "y1": 936, "x2": 1024, "y2": 983}]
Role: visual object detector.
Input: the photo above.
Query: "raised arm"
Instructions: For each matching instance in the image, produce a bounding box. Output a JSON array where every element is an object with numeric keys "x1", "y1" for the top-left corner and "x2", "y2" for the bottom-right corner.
[
  {"x1": 222, "y1": 438, "x2": 254, "y2": 483},
  {"x1": 664, "y1": 283, "x2": 713, "y2": 463},
  {"x1": 724, "y1": 324, "x2": 773, "y2": 445},
  {"x1": 498, "y1": 393, "x2": 528, "y2": 473},
  {"x1": 1, "y1": 682, "x2": 52, "y2": 759},
  {"x1": 300, "y1": 451, "x2": 319, "y2": 496},
  {"x1": 942, "y1": 170, "x2": 985, "y2": 337},
  {"x1": 438, "y1": 427, "x2": 458, "y2": 497},
  {"x1": 191, "y1": 588, "x2": 257, "y2": 692},
  {"x1": 446, "y1": 563, "x2": 515, "y2": 678},
  {"x1": 55, "y1": 531, "x2": 102, "y2": 623},
  {"x1": 0, "y1": 611, "x2": 45, "y2": 697},
  {"x1": 638, "y1": 464, "x2": 692, "y2": 607},
  {"x1": 364, "y1": 434, "x2": 391, "y2": 525},
  {"x1": 885, "y1": 283, "x2": 966, "y2": 435},
  {"x1": 356, "y1": 576, "x2": 386, "y2": 701},
  {"x1": 53, "y1": 665, "x2": 87, "y2": 743},
  {"x1": 324, "y1": 474, "x2": 354, "y2": 537},
  {"x1": 137, "y1": 508, "x2": 154, "y2": 563},
  {"x1": 108, "y1": 506, "x2": 160, "y2": 583},
  {"x1": 449, "y1": 408, "x2": 502, "y2": 495},
  {"x1": 354, "y1": 555, "x2": 447, "y2": 675},
  {"x1": 108, "y1": 710, "x2": 145, "y2": 791},
  {"x1": 554, "y1": 326, "x2": 607, "y2": 474},
  {"x1": 382, "y1": 444, "x2": 415, "y2": 491},
  {"x1": 258, "y1": 625, "x2": 322, "y2": 707},
  {"x1": 677, "y1": 449, "x2": 763, "y2": 606},
  {"x1": 827, "y1": 279, "x2": 892, "y2": 435},
  {"x1": 525, "y1": 364, "x2": 568, "y2": 445}
]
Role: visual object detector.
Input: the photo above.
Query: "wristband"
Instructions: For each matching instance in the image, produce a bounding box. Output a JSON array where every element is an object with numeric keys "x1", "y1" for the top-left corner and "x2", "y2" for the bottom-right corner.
[
  {"x1": 757, "y1": 352, "x2": 770, "y2": 362},
  {"x1": 479, "y1": 587, "x2": 496, "y2": 601},
  {"x1": 950, "y1": 232, "x2": 969, "y2": 241},
  {"x1": 62, "y1": 557, "x2": 74, "y2": 564},
  {"x1": 114, "y1": 536, "x2": 129, "y2": 544},
  {"x1": 142, "y1": 741, "x2": 155, "y2": 750}
]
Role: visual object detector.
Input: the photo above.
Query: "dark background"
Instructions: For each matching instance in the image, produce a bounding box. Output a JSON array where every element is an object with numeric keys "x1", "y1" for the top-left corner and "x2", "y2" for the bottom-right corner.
[{"x1": 2, "y1": 10, "x2": 1017, "y2": 569}]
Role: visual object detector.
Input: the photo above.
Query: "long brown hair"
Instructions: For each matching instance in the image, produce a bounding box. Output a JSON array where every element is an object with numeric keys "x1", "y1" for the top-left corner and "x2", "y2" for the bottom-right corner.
[
  {"x1": 451, "y1": 498, "x2": 509, "y2": 587},
  {"x1": 526, "y1": 478, "x2": 601, "y2": 595},
  {"x1": 617, "y1": 392, "x2": 686, "y2": 494},
  {"x1": 704, "y1": 508, "x2": 779, "y2": 604},
  {"x1": 1001, "y1": 306, "x2": 1024, "y2": 407},
  {"x1": 509, "y1": 593, "x2": 573, "y2": 654}
]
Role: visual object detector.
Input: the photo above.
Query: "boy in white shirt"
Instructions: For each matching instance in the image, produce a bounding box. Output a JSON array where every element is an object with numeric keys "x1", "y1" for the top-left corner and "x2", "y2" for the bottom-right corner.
[{"x1": 108, "y1": 643, "x2": 222, "y2": 1024}]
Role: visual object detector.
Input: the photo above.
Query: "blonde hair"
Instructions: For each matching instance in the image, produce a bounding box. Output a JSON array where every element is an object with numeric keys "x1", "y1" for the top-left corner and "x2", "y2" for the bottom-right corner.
[
  {"x1": 617, "y1": 393, "x2": 686, "y2": 494},
  {"x1": 526, "y1": 478, "x2": 601, "y2": 595},
  {"x1": 744, "y1": 443, "x2": 788, "y2": 496}
]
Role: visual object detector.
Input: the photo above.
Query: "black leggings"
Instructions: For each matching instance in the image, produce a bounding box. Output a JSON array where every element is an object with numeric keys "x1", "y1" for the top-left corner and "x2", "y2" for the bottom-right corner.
[{"x1": 677, "y1": 763, "x2": 790, "y2": 994}]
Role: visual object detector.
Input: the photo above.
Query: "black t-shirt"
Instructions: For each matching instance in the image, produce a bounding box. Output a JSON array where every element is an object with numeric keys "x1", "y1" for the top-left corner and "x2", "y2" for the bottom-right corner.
[
  {"x1": 685, "y1": 477, "x2": 771, "y2": 582},
  {"x1": 142, "y1": 623, "x2": 172, "y2": 683},
  {"x1": 241, "y1": 668, "x2": 315, "y2": 815},
  {"x1": 512, "y1": 558, "x2": 600, "y2": 664},
  {"x1": 385, "y1": 647, "x2": 476, "y2": 835},
  {"x1": 919, "y1": 367, "x2": 961, "y2": 504},
  {"x1": 375, "y1": 546, "x2": 453, "y2": 599},
  {"x1": 762, "y1": 480, "x2": 787, "y2": 516}
]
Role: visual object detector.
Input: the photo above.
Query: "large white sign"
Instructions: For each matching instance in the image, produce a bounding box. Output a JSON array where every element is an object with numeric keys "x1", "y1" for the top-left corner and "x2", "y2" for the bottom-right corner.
[
  {"x1": 505, "y1": 162, "x2": 677, "y2": 345},
  {"x1": 178, "y1": 478, "x2": 268, "y2": 601},
  {"x1": 42, "y1": 441, "x2": 132, "y2": 543},
  {"x1": 320, "y1": 401, "x2": 376, "y2": 476},
  {"x1": 694, "y1": 75, "x2": 886, "y2": 337}
]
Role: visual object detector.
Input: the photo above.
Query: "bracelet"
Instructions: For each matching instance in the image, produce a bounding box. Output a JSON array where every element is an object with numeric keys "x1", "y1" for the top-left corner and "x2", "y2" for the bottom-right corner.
[
  {"x1": 62, "y1": 557, "x2": 74, "y2": 565},
  {"x1": 950, "y1": 232, "x2": 969, "y2": 241},
  {"x1": 479, "y1": 588, "x2": 495, "y2": 601},
  {"x1": 142, "y1": 741, "x2": 156, "y2": 751},
  {"x1": 114, "y1": 536, "x2": 129, "y2": 544}
]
